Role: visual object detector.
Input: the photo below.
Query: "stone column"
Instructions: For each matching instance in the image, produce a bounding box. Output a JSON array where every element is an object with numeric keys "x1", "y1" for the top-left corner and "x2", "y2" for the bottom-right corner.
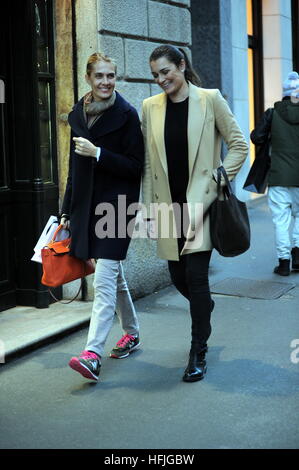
[
  {"x1": 190, "y1": 0, "x2": 233, "y2": 108},
  {"x1": 262, "y1": 0, "x2": 293, "y2": 109}
]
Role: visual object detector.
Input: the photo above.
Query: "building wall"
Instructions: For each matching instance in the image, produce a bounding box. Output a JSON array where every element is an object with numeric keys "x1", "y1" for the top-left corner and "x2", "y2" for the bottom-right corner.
[
  {"x1": 59, "y1": 0, "x2": 296, "y2": 300},
  {"x1": 63, "y1": 0, "x2": 193, "y2": 299},
  {"x1": 230, "y1": 0, "x2": 251, "y2": 200}
]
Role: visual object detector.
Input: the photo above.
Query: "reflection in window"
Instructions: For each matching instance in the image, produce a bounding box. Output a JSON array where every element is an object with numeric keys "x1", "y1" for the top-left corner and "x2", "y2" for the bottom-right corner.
[
  {"x1": 38, "y1": 81, "x2": 52, "y2": 182},
  {"x1": 35, "y1": 1, "x2": 49, "y2": 73}
]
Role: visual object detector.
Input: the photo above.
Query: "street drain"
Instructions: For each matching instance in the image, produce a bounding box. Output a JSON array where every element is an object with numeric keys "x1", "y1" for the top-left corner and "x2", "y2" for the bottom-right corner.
[{"x1": 211, "y1": 277, "x2": 295, "y2": 300}]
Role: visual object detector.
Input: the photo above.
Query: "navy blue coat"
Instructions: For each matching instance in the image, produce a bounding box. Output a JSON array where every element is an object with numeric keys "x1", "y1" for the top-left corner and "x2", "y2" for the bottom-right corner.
[{"x1": 61, "y1": 92, "x2": 144, "y2": 260}]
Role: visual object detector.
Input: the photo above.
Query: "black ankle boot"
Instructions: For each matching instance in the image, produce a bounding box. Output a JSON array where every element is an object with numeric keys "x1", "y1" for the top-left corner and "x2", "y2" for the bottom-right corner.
[
  {"x1": 291, "y1": 247, "x2": 299, "y2": 270},
  {"x1": 182, "y1": 348, "x2": 207, "y2": 382},
  {"x1": 274, "y1": 258, "x2": 290, "y2": 276}
]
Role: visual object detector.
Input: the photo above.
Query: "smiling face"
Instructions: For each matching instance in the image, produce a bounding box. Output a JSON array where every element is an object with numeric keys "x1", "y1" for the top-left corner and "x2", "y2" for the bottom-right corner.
[
  {"x1": 85, "y1": 60, "x2": 116, "y2": 101},
  {"x1": 150, "y1": 56, "x2": 187, "y2": 99}
]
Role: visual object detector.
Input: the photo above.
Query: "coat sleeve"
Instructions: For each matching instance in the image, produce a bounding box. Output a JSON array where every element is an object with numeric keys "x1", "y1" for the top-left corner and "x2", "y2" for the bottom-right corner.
[
  {"x1": 250, "y1": 108, "x2": 273, "y2": 145},
  {"x1": 60, "y1": 130, "x2": 76, "y2": 216},
  {"x1": 213, "y1": 90, "x2": 249, "y2": 180},
  {"x1": 141, "y1": 99, "x2": 155, "y2": 219},
  {"x1": 95, "y1": 108, "x2": 144, "y2": 182}
]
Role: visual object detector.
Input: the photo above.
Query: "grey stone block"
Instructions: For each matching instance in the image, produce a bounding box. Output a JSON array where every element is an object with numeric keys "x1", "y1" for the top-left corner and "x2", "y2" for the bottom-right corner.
[
  {"x1": 124, "y1": 238, "x2": 171, "y2": 299},
  {"x1": 98, "y1": 35, "x2": 125, "y2": 77},
  {"x1": 115, "y1": 81, "x2": 150, "y2": 116},
  {"x1": 98, "y1": 0, "x2": 148, "y2": 37},
  {"x1": 148, "y1": 1, "x2": 191, "y2": 44},
  {"x1": 124, "y1": 40, "x2": 161, "y2": 80}
]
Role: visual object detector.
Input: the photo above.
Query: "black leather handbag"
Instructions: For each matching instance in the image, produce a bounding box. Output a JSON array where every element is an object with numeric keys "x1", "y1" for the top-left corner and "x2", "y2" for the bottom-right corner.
[
  {"x1": 243, "y1": 138, "x2": 271, "y2": 194},
  {"x1": 243, "y1": 107, "x2": 273, "y2": 194},
  {"x1": 209, "y1": 166, "x2": 251, "y2": 257}
]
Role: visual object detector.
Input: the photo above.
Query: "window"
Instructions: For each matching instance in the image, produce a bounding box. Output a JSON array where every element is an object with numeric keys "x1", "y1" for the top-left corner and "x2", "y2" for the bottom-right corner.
[{"x1": 35, "y1": 0, "x2": 56, "y2": 183}]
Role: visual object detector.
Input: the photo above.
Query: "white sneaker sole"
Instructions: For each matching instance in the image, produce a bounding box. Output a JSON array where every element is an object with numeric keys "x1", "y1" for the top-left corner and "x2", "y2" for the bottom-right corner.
[{"x1": 110, "y1": 342, "x2": 141, "y2": 359}]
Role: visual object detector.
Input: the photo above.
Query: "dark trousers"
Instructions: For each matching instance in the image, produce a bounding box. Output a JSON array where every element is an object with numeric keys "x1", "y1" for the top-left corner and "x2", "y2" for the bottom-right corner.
[{"x1": 168, "y1": 249, "x2": 213, "y2": 351}]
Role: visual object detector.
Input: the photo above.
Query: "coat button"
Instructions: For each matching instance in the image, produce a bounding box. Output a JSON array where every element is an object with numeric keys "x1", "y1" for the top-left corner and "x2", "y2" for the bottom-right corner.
[
  {"x1": 154, "y1": 174, "x2": 158, "y2": 180},
  {"x1": 155, "y1": 193, "x2": 159, "y2": 199}
]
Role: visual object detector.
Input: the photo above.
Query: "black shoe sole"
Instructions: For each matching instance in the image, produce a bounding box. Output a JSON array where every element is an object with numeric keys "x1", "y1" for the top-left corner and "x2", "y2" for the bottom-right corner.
[
  {"x1": 182, "y1": 366, "x2": 207, "y2": 382},
  {"x1": 274, "y1": 269, "x2": 290, "y2": 276}
]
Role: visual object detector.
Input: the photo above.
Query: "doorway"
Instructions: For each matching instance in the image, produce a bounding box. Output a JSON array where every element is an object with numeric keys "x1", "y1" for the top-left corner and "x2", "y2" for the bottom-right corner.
[{"x1": 0, "y1": 0, "x2": 60, "y2": 311}]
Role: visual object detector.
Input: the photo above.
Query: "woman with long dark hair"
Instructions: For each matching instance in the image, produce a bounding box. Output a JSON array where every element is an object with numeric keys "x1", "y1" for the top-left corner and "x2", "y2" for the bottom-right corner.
[{"x1": 142, "y1": 45, "x2": 248, "y2": 382}]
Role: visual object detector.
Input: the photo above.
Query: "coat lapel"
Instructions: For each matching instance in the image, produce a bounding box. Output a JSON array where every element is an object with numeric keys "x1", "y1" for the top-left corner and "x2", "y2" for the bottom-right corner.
[
  {"x1": 68, "y1": 99, "x2": 91, "y2": 139},
  {"x1": 151, "y1": 93, "x2": 168, "y2": 175},
  {"x1": 187, "y1": 83, "x2": 207, "y2": 179},
  {"x1": 68, "y1": 92, "x2": 130, "y2": 142},
  {"x1": 89, "y1": 102, "x2": 128, "y2": 139}
]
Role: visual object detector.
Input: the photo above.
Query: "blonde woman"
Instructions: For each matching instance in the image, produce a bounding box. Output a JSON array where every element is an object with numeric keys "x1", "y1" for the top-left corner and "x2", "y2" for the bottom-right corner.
[{"x1": 61, "y1": 53, "x2": 144, "y2": 381}]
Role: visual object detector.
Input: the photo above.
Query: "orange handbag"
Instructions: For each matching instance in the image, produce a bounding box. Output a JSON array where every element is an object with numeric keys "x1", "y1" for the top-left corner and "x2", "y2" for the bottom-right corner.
[{"x1": 41, "y1": 225, "x2": 95, "y2": 288}]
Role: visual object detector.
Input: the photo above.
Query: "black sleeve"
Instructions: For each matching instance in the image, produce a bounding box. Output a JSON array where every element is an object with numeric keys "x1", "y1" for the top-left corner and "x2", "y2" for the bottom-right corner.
[
  {"x1": 96, "y1": 108, "x2": 144, "y2": 181},
  {"x1": 60, "y1": 130, "x2": 76, "y2": 215},
  {"x1": 250, "y1": 108, "x2": 274, "y2": 145}
]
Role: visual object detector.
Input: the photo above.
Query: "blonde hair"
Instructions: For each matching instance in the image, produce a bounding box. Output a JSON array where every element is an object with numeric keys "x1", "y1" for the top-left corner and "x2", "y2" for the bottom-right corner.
[{"x1": 86, "y1": 52, "x2": 117, "y2": 76}]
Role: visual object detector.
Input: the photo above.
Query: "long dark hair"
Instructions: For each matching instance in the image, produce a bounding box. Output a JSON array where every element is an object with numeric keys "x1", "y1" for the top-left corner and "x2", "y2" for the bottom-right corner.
[{"x1": 149, "y1": 45, "x2": 201, "y2": 87}]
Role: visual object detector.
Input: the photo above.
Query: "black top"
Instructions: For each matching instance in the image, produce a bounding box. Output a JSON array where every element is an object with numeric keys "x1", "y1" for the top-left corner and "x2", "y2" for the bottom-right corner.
[{"x1": 164, "y1": 97, "x2": 189, "y2": 203}]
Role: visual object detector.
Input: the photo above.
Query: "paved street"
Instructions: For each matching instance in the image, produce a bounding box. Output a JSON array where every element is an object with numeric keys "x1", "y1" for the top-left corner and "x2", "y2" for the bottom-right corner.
[{"x1": 0, "y1": 197, "x2": 299, "y2": 450}]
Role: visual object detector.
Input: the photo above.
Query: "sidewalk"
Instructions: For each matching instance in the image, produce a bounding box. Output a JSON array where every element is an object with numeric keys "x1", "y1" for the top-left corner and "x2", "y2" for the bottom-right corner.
[
  {"x1": 1, "y1": 196, "x2": 299, "y2": 363},
  {"x1": 1, "y1": 196, "x2": 299, "y2": 449}
]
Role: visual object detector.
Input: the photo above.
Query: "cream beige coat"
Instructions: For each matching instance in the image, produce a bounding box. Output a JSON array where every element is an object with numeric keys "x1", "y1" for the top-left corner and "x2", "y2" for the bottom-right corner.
[{"x1": 141, "y1": 83, "x2": 249, "y2": 261}]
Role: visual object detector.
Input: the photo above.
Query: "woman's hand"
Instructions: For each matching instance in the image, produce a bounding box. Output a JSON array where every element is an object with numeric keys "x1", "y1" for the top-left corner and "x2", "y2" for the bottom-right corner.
[
  {"x1": 73, "y1": 137, "x2": 98, "y2": 158},
  {"x1": 60, "y1": 215, "x2": 70, "y2": 230}
]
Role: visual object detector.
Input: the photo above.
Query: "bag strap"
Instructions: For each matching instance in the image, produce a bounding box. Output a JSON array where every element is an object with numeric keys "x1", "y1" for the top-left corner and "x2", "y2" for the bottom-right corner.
[
  {"x1": 216, "y1": 166, "x2": 233, "y2": 198},
  {"x1": 51, "y1": 224, "x2": 71, "y2": 243},
  {"x1": 48, "y1": 279, "x2": 83, "y2": 304}
]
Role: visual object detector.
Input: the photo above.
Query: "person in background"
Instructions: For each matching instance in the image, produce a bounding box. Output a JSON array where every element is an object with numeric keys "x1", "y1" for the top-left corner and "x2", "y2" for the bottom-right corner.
[
  {"x1": 60, "y1": 52, "x2": 144, "y2": 381},
  {"x1": 141, "y1": 45, "x2": 248, "y2": 383},
  {"x1": 251, "y1": 71, "x2": 299, "y2": 276}
]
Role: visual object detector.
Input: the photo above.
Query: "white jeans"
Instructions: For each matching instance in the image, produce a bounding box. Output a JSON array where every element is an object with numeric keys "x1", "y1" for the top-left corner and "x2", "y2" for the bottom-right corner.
[
  {"x1": 85, "y1": 259, "x2": 139, "y2": 357},
  {"x1": 268, "y1": 186, "x2": 299, "y2": 259}
]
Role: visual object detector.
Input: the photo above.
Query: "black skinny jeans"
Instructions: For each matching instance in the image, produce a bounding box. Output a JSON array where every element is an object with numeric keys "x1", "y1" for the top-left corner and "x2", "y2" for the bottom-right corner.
[{"x1": 168, "y1": 249, "x2": 213, "y2": 352}]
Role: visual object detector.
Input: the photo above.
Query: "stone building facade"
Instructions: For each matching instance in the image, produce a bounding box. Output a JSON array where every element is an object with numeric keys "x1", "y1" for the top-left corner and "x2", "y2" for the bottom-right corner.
[{"x1": 0, "y1": 0, "x2": 298, "y2": 310}]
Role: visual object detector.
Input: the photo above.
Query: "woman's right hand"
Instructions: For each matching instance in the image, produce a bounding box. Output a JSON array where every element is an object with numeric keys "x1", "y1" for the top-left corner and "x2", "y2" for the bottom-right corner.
[{"x1": 60, "y1": 215, "x2": 70, "y2": 230}]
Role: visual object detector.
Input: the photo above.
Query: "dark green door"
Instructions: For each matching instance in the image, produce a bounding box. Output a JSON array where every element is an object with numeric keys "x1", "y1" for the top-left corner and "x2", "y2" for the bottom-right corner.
[{"x1": 0, "y1": 0, "x2": 60, "y2": 311}]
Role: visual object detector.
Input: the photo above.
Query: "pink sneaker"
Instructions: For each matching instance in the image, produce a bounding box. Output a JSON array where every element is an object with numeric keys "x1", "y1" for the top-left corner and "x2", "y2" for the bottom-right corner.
[
  {"x1": 110, "y1": 334, "x2": 140, "y2": 359},
  {"x1": 69, "y1": 350, "x2": 101, "y2": 381}
]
